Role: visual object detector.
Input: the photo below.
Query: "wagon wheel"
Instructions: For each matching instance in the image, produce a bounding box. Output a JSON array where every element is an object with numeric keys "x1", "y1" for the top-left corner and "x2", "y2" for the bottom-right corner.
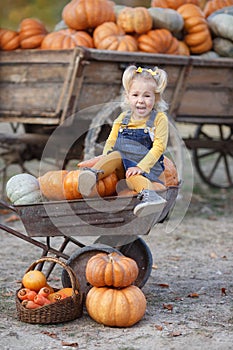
[{"x1": 193, "y1": 123, "x2": 233, "y2": 188}]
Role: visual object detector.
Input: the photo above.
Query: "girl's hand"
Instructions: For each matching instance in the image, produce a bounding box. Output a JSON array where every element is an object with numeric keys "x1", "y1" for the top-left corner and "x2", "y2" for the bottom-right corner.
[{"x1": 126, "y1": 166, "x2": 143, "y2": 178}]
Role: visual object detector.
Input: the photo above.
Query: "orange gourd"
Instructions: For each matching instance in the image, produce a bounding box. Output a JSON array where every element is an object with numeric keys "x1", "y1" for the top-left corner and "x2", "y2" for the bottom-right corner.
[
  {"x1": 203, "y1": 0, "x2": 233, "y2": 17},
  {"x1": 93, "y1": 22, "x2": 138, "y2": 51},
  {"x1": 86, "y1": 285, "x2": 147, "y2": 327},
  {"x1": 19, "y1": 18, "x2": 47, "y2": 49},
  {"x1": 86, "y1": 252, "x2": 139, "y2": 288},
  {"x1": 177, "y1": 4, "x2": 213, "y2": 54},
  {"x1": 38, "y1": 170, "x2": 68, "y2": 200},
  {"x1": 150, "y1": 0, "x2": 200, "y2": 9},
  {"x1": 138, "y1": 28, "x2": 179, "y2": 54},
  {"x1": 41, "y1": 29, "x2": 94, "y2": 50},
  {"x1": 117, "y1": 7, "x2": 153, "y2": 34},
  {"x1": 62, "y1": 0, "x2": 115, "y2": 31},
  {"x1": 0, "y1": 30, "x2": 20, "y2": 50},
  {"x1": 38, "y1": 169, "x2": 118, "y2": 200}
]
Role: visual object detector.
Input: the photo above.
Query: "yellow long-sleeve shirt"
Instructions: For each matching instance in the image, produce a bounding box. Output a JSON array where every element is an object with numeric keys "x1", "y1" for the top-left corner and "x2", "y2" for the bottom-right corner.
[{"x1": 103, "y1": 111, "x2": 168, "y2": 174}]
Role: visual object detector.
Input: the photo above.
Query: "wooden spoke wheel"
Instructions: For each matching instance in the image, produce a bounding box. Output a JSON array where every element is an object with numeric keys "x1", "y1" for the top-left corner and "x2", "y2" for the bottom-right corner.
[{"x1": 193, "y1": 124, "x2": 233, "y2": 188}]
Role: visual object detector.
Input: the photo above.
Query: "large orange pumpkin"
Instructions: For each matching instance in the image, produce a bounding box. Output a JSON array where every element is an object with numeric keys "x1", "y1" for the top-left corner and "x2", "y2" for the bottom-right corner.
[
  {"x1": 93, "y1": 22, "x2": 138, "y2": 51},
  {"x1": 41, "y1": 29, "x2": 94, "y2": 50},
  {"x1": 19, "y1": 18, "x2": 47, "y2": 49},
  {"x1": 177, "y1": 4, "x2": 213, "y2": 53},
  {"x1": 86, "y1": 252, "x2": 139, "y2": 288},
  {"x1": 138, "y1": 28, "x2": 179, "y2": 54},
  {"x1": 117, "y1": 7, "x2": 153, "y2": 34},
  {"x1": 62, "y1": 0, "x2": 115, "y2": 31},
  {"x1": 86, "y1": 285, "x2": 146, "y2": 327}
]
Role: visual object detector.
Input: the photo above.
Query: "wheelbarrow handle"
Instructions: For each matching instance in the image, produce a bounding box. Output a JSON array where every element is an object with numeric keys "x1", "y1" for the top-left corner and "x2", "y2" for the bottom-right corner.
[{"x1": 0, "y1": 198, "x2": 16, "y2": 212}]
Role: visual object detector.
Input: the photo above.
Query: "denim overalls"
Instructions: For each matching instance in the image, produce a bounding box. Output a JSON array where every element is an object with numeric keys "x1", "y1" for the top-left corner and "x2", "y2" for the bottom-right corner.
[{"x1": 113, "y1": 109, "x2": 165, "y2": 182}]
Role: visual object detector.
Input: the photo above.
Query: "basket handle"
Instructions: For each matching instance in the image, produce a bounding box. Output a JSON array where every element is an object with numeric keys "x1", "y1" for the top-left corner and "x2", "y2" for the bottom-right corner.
[{"x1": 24, "y1": 256, "x2": 80, "y2": 298}]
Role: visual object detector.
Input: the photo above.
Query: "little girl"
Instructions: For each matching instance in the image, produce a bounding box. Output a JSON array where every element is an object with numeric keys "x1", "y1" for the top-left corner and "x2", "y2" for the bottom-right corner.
[{"x1": 78, "y1": 65, "x2": 169, "y2": 217}]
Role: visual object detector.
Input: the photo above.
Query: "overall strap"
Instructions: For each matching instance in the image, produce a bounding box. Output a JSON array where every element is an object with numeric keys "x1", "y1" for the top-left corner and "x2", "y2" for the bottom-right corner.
[
  {"x1": 121, "y1": 111, "x2": 131, "y2": 126},
  {"x1": 146, "y1": 109, "x2": 157, "y2": 128}
]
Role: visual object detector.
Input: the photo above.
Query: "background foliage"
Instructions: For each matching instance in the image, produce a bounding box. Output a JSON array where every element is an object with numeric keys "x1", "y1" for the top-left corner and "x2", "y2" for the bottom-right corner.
[{"x1": 1, "y1": 0, "x2": 150, "y2": 31}]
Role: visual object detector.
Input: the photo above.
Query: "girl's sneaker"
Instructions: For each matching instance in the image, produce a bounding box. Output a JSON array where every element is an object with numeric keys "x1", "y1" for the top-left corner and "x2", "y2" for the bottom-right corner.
[
  {"x1": 78, "y1": 168, "x2": 103, "y2": 196},
  {"x1": 133, "y1": 189, "x2": 167, "y2": 217}
]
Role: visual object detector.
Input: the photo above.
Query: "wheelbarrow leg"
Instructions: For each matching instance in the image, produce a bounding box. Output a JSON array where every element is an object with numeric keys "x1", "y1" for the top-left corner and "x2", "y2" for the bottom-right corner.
[{"x1": 38, "y1": 236, "x2": 86, "y2": 278}]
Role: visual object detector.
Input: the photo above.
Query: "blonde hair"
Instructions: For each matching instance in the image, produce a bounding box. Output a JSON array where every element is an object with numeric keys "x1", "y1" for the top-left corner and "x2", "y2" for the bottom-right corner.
[{"x1": 122, "y1": 65, "x2": 168, "y2": 112}]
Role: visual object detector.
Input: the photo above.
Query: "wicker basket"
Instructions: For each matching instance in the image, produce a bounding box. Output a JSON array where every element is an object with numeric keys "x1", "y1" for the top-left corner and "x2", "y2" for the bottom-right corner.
[{"x1": 15, "y1": 256, "x2": 83, "y2": 324}]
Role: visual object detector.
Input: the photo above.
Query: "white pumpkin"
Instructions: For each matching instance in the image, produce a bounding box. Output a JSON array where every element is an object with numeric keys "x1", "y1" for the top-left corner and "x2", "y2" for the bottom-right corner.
[
  {"x1": 208, "y1": 14, "x2": 233, "y2": 41},
  {"x1": 6, "y1": 173, "x2": 42, "y2": 205}
]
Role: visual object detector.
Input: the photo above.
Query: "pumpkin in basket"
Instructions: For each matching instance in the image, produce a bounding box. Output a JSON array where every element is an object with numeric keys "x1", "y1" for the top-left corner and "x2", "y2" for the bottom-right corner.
[
  {"x1": 137, "y1": 28, "x2": 179, "y2": 54},
  {"x1": 41, "y1": 29, "x2": 94, "y2": 50},
  {"x1": 62, "y1": 0, "x2": 115, "y2": 31},
  {"x1": 117, "y1": 7, "x2": 153, "y2": 34},
  {"x1": 177, "y1": 3, "x2": 213, "y2": 54},
  {"x1": 6, "y1": 173, "x2": 42, "y2": 205},
  {"x1": 0, "y1": 29, "x2": 20, "y2": 50},
  {"x1": 19, "y1": 18, "x2": 47, "y2": 49},
  {"x1": 93, "y1": 22, "x2": 138, "y2": 51},
  {"x1": 86, "y1": 285, "x2": 146, "y2": 327},
  {"x1": 150, "y1": 0, "x2": 200, "y2": 10},
  {"x1": 86, "y1": 252, "x2": 139, "y2": 288}
]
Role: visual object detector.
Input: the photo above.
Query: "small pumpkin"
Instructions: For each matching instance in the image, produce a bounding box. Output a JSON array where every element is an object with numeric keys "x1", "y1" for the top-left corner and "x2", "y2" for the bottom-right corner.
[
  {"x1": 0, "y1": 30, "x2": 20, "y2": 50},
  {"x1": 159, "y1": 156, "x2": 179, "y2": 187},
  {"x1": 137, "y1": 28, "x2": 179, "y2": 54},
  {"x1": 150, "y1": 0, "x2": 200, "y2": 10},
  {"x1": 177, "y1": 40, "x2": 190, "y2": 55},
  {"x1": 62, "y1": 0, "x2": 115, "y2": 31},
  {"x1": 117, "y1": 7, "x2": 153, "y2": 34},
  {"x1": 6, "y1": 173, "x2": 42, "y2": 205},
  {"x1": 86, "y1": 252, "x2": 139, "y2": 288},
  {"x1": 93, "y1": 22, "x2": 138, "y2": 51},
  {"x1": 22, "y1": 270, "x2": 47, "y2": 292},
  {"x1": 41, "y1": 29, "x2": 94, "y2": 50},
  {"x1": 86, "y1": 285, "x2": 147, "y2": 327},
  {"x1": 19, "y1": 18, "x2": 47, "y2": 49},
  {"x1": 203, "y1": 0, "x2": 233, "y2": 17}
]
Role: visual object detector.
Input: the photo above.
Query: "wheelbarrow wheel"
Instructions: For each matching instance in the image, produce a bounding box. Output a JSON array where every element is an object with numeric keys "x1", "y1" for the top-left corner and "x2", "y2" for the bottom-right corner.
[
  {"x1": 193, "y1": 123, "x2": 233, "y2": 188},
  {"x1": 94, "y1": 235, "x2": 153, "y2": 288}
]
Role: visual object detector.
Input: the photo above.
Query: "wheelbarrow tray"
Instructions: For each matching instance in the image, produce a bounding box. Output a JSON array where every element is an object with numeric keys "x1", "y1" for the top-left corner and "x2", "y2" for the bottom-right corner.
[{"x1": 7, "y1": 186, "x2": 179, "y2": 238}]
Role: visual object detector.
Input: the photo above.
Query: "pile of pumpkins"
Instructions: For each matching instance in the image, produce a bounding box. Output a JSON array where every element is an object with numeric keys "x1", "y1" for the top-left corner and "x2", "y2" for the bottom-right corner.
[{"x1": 0, "y1": 0, "x2": 232, "y2": 57}]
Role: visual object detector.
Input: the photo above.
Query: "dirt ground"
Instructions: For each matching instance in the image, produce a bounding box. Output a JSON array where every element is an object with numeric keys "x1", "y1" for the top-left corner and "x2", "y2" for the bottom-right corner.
[{"x1": 0, "y1": 136, "x2": 233, "y2": 349}]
